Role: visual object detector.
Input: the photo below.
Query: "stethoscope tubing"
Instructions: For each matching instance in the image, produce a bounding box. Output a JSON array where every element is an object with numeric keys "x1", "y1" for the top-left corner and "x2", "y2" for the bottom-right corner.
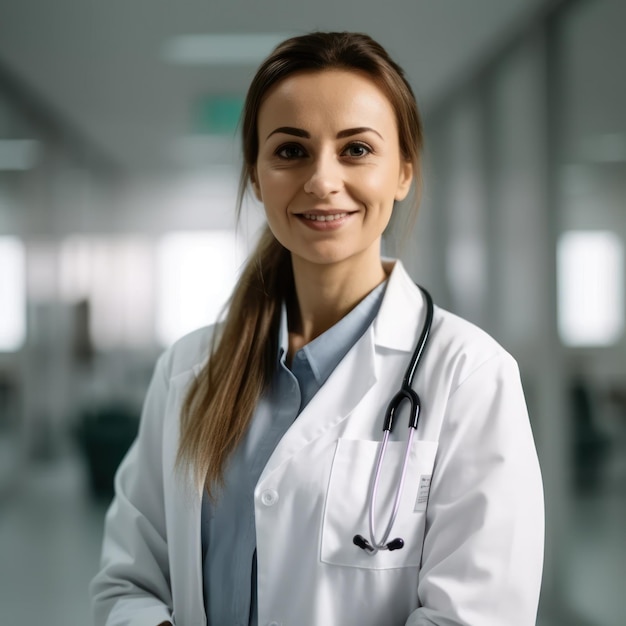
[
  {"x1": 402, "y1": 287, "x2": 434, "y2": 391},
  {"x1": 354, "y1": 286, "x2": 434, "y2": 556},
  {"x1": 367, "y1": 427, "x2": 416, "y2": 554}
]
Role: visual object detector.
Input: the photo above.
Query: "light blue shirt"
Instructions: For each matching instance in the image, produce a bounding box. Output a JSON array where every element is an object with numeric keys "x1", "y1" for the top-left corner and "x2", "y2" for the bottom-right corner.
[{"x1": 201, "y1": 281, "x2": 387, "y2": 626}]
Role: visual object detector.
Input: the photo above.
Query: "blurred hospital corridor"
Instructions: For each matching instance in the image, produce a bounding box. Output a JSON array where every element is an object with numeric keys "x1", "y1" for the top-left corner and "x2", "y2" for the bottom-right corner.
[{"x1": 1, "y1": 0, "x2": 626, "y2": 624}]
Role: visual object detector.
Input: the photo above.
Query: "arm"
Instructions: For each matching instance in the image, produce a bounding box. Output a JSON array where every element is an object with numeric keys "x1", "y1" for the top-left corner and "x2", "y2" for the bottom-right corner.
[
  {"x1": 90, "y1": 353, "x2": 175, "y2": 626},
  {"x1": 406, "y1": 353, "x2": 544, "y2": 626}
]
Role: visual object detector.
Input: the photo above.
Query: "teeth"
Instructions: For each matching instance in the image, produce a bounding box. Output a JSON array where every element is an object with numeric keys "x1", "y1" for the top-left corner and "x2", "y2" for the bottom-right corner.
[{"x1": 302, "y1": 213, "x2": 347, "y2": 222}]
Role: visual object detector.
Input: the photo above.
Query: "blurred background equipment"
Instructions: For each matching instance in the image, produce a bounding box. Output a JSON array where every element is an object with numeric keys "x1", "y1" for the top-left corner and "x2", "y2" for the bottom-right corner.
[
  {"x1": 0, "y1": 1, "x2": 625, "y2": 625},
  {"x1": 75, "y1": 402, "x2": 140, "y2": 498}
]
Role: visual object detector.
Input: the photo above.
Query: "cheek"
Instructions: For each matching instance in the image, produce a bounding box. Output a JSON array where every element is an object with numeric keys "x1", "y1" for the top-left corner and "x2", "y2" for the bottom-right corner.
[
  {"x1": 351, "y1": 167, "x2": 400, "y2": 207},
  {"x1": 259, "y1": 168, "x2": 299, "y2": 203},
  {"x1": 264, "y1": 179, "x2": 311, "y2": 234},
  {"x1": 260, "y1": 177, "x2": 295, "y2": 226}
]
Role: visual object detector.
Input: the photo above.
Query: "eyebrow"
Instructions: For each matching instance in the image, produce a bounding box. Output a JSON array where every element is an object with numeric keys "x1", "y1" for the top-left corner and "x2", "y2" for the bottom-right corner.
[{"x1": 266, "y1": 126, "x2": 383, "y2": 140}]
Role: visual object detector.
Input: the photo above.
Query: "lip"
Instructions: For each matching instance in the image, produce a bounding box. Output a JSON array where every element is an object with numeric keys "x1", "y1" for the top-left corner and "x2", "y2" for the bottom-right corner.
[{"x1": 295, "y1": 210, "x2": 356, "y2": 231}]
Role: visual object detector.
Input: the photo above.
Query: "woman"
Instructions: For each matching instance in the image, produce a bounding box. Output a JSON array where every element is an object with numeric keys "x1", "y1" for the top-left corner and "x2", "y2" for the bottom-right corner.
[{"x1": 91, "y1": 32, "x2": 544, "y2": 626}]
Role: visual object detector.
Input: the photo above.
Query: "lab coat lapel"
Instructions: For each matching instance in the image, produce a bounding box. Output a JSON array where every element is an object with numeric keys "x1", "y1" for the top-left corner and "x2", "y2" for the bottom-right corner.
[
  {"x1": 259, "y1": 260, "x2": 423, "y2": 481},
  {"x1": 373, "y1": 259, "x2": 427, "y2": 353}
]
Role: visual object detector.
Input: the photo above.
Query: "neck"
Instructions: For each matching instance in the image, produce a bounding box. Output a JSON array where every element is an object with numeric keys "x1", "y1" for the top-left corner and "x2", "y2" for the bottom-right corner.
[{"x1": 288, "y1": 250, "x2": 390, "y2": 355}]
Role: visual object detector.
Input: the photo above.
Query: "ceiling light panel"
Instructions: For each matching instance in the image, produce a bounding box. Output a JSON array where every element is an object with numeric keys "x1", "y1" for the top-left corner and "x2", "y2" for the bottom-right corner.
[
  {"x1": 0, "y1": 140, "x2": 40, "y2": 171},
  {"x1": 162, "y1": 33, "x2": 295, "y2": 66}
]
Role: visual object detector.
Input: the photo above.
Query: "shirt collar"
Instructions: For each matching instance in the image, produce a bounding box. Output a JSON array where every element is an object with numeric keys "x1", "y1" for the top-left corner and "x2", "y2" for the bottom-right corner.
[{"x1": 276, "y1": 280, "x2": 387, "y2": 384}]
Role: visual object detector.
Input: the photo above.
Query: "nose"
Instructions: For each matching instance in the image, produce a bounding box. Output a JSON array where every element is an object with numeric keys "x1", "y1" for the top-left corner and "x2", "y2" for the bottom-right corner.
[{"x1": 303, "y1": 152, "x2": 342, "y2": 198}]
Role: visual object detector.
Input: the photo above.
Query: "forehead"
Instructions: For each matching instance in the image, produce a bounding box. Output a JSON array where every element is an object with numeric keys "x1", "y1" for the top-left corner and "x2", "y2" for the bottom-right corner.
[{"x1": 257, "y1": 69, "x2": 397, "y2": 132}]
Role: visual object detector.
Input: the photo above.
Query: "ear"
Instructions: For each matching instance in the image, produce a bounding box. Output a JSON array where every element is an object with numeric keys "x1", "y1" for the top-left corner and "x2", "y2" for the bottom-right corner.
[
  {"x1": 394, "y1": 161, "x2": 413, "y2": 201},
  {"x1": 250, "y1": 166, "x2": 263, "y2": 202}
]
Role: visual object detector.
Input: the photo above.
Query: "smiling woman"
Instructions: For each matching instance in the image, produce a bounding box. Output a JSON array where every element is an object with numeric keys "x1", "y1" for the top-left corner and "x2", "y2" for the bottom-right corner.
[{"x1": 91, "y1": 32, "x2": 544, "y2": 626}]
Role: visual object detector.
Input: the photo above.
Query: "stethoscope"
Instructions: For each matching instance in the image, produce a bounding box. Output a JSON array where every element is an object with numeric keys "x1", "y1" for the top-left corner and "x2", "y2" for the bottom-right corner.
[{"x1": 353, "y1": 285, "x2": 434, "y2": 555}]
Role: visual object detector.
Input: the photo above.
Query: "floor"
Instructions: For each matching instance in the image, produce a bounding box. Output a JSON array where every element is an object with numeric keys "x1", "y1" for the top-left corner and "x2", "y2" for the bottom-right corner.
[
  {"x1": 0, "y1": 446, "x2": 107, "y2": 626},
  {"x1": 560, "y1": 461, "x2": 626, "y2": 625},
  {"x1": 0, "y1": 441, "x2": 624, "y2": 626}
]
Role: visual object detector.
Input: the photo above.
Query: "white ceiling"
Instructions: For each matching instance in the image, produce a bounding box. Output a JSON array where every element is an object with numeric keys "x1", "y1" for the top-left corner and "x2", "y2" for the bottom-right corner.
[{"x1": 0, "y1": 0, "x2": 552, "y2": 173}]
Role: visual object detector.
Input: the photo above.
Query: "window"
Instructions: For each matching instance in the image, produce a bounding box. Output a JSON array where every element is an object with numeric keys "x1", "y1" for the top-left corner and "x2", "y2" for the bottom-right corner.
[
  {"x1": 0, "y1": 236, "x2": 26, "y2": 351},
  {"x1": 557, "y1": 231, "x2": 624, "y2": 346},
  {"x1": 60, "y1": 236, "x2": 154, "y2": 349},
  {"x1": 156, "y1": 231, "x2": 241, "y2": 346}
]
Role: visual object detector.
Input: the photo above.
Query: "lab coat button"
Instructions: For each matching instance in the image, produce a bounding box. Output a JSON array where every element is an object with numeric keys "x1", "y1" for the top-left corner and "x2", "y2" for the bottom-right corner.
[{"x1": 261, "y1": 489, "x2": 279, "y2": 506}]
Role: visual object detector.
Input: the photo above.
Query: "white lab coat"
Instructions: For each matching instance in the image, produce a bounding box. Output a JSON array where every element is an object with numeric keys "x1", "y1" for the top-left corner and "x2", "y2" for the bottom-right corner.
[{"x1": 91, "y1": 260, "x2": 544, "y2": 626}]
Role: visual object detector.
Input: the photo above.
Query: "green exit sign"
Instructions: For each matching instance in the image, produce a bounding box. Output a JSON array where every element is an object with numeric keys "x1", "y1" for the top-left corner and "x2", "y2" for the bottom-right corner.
[{"x1": 192, "y1": 96, "x2": 244, "y2": 135}]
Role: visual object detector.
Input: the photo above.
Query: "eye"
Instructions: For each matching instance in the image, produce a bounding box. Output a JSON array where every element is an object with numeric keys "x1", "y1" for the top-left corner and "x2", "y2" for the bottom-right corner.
[
  {"x1": 275, "y1": 143, "x2": 307, "y2": 160},
  {"x1": 342, "y1": 142, "x2": 372, "y2": 158}
]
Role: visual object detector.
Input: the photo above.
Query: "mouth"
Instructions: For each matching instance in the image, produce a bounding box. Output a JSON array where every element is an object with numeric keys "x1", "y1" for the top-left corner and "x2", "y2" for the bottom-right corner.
[{"x1": 295, "y1": 210, "x2": 356, "y2": 231}]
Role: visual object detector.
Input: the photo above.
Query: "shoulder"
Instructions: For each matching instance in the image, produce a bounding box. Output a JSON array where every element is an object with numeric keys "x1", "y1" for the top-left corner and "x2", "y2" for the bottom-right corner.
[
  {"x1": 157, "y1": 324, "x2": 219, "y2": 383},
  {"x1": 382, "y1": 260, "x2": 518, "y2": 387},
  {"x1": 430, "y1": 304, "x2": 518, "y2": 391},
  {"x1": 431, "y1": 305, "x2": 503, "y2": 358}
]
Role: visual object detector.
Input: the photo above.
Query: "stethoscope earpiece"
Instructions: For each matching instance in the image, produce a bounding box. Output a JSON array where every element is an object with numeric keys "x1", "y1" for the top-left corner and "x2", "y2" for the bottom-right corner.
[
  {"x1": 353, "y1": 534, "x2": 405, "y2": 553},
  {"x1": 353, "y1": 534, "x2": 374, "y2": 552},
  {"x1": 354, "y1": 286, "x2": 433, "y2": 557},
  {"x1": 386, "y1": 538, "x2": 404, "y2": 551}
]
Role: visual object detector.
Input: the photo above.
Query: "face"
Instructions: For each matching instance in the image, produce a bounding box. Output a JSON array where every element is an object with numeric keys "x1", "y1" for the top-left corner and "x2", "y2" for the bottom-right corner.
[{"x1": 251, "y1": 69, "x2": 413, "y2": 271}]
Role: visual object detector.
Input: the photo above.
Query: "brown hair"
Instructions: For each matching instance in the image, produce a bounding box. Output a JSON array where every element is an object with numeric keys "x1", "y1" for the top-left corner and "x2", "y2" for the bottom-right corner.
[{"x1": 178, "y1": 32, "x2": 424, "y2": 497}]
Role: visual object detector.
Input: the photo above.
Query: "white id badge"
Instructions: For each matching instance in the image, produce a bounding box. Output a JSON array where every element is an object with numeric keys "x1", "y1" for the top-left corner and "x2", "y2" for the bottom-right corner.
[{"x1": 414, "y1": 474, "x2": 432, "y2": 512}]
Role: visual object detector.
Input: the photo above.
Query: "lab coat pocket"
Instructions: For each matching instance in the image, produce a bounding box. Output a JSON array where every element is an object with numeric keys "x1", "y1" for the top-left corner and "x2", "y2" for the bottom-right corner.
[{"x1": 321, "y1": 438, "x2": 438, "y2": 570}]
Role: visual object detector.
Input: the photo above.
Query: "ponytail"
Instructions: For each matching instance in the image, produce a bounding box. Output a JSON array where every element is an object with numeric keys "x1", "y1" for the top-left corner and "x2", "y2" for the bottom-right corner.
[{"x1": 177, "y1": 226, "x2": 292, "y2": 498}]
